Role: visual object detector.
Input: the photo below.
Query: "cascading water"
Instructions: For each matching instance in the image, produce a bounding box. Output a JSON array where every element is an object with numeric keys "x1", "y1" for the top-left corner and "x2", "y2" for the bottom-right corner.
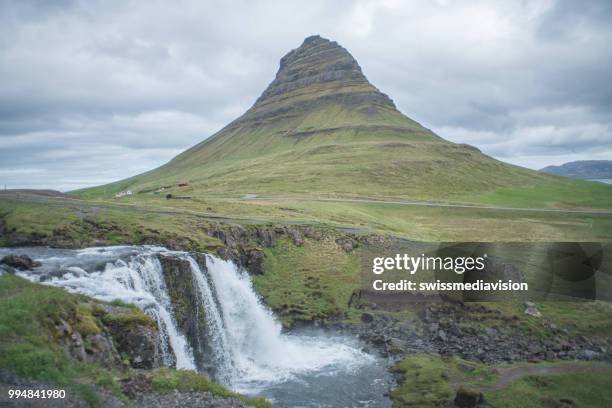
[
  {"x1": 2, "y1": 246, "x2": 196, "y2": 370},
  {"x1": 189, "y1": 255, "x2": 373, "y2": 393},
  {"x1": 1, "y1": 246, "x2": 391, "y2": 407}
]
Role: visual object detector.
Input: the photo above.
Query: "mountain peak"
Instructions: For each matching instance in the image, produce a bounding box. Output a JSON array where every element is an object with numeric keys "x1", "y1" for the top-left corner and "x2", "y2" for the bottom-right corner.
[{"x1": 250, "y1": 35, "x2": 394, "y2": 115}]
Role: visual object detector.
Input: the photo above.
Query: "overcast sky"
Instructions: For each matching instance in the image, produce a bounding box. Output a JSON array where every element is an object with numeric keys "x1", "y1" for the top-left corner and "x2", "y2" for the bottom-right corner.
[{"x1": 1, "y1": 0, "x2": 611, "y2": 191}]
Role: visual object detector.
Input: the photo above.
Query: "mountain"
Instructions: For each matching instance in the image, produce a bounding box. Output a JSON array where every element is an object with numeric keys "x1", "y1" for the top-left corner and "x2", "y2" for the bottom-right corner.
[
  {"x1": 76, "y1": 36, "x2": 608, "y2": 206},
  {"x1": 541, "y1": 160, "x2": 612, "y2": 180}
]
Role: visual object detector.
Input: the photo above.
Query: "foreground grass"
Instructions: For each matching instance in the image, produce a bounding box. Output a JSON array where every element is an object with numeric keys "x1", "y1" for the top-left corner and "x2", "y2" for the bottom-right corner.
[
  {"x1": 0, "y1": 274, "x2": 269, "y2": 408},
  {"x1": 390, "y1": 354, "x2": 612, "y2": 408}
]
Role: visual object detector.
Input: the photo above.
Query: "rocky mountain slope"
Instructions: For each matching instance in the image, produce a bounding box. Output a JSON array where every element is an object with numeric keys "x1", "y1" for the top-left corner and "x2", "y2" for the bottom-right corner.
[
  {"x1": 541, "y1": 160, "x2": 612, "y2": 179},
  {"x1": 74, "y1": 35, "x2": 609, "y2": 206}
]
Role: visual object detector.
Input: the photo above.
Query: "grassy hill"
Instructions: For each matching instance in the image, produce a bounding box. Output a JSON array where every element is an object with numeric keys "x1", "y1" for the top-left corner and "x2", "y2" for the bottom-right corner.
[{"x1": 73, "y1": 35, "x2": 612, "y2": 210}]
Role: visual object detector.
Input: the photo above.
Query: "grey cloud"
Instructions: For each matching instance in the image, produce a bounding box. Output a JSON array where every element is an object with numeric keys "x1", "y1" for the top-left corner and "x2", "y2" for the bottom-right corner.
[{"x1": 1, "y1": 0, "x2": 611, "y2": 190}]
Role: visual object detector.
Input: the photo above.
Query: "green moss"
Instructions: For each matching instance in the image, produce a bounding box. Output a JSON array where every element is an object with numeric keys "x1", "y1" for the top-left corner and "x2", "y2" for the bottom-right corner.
[
  {"x1": 389, "y1": 354, "x2": 612, "y2": 408},
  {"x1": 108, "y1": 299, "x2": 140, "y2": 311},
  {"x1": 76, "y1": 305, "x2": 102, "y2": 336},
  {"x1": 101, "y1": 309, "x2": 156, "y2": 330},
  {"x1": 149, "y1": 368, "x2": 271, "y2": 408},
  {"x1": 389, "y1": 354, "x2": 481, "y2": 407}
]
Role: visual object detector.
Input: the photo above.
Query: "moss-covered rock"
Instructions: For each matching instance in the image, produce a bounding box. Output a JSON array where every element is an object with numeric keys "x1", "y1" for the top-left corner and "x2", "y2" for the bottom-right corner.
[{"x1": 158, "y1": 253, "x2": 209, "y2": 369}]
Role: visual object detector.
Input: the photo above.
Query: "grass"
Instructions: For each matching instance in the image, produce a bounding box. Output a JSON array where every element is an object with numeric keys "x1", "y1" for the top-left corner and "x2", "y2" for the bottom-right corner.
[
  {"x1": 0, "y1": 274, "x2": 121, "y2": 405},
  {"x1": 0, "y1": 197, "x2": 223, "y2": 250},
  {"x1": 485, "y1": 370, "x2": 612, "y2": 408},
  {"x1": 0, "y1": 274, "x2": 269, "y2": 408},
  {"x1": 253, "y1": 236, "x2": 361, "y2": 326},
  {"x1": 149, "y1": 368, "x2": 270, "y2": 408},
  {"x1": 4, "y1": 190, "x2": 611, "y2": 245},
  {"x1": 389, "y1": 354, "x2": 612, "y2": 408}
]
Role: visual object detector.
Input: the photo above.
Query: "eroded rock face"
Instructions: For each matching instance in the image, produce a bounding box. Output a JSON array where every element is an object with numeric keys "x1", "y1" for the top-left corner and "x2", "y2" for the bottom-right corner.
[
  {"x1": 158, "y1": 253, "x2": 209, "y2": 369},
  {"x1": 96, "y1": 304, "x2": 161, "y2": 369},
  {"x1": 54, "y1": 317, "x2": 119, "y2": 368},
  {"x1": 238, "y1": 35, "x2": 395, "y2": 126}
]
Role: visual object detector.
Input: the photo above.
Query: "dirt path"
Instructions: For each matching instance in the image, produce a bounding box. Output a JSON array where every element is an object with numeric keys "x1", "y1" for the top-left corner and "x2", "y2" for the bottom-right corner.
[{"x1": 244, "y1": 195, "x2": 612, "y2": 215}]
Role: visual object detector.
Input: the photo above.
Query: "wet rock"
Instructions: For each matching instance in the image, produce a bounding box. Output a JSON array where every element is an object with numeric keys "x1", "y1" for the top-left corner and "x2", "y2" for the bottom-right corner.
[
  {"x1": 360, "y1": 313, "x2": 374, "y2": 323},
  {"x1": 454, "y1": 387, "x2": 482, "y2": 408},
  {"x1": 157, "y1": 253, "x2": 206, "y2": 367},
  {"x1": 240, "y1": 249, "x2": 265, "y2": 275},
  {"x1": 580, "y1": 349, "x2": 599, "y2": 360},
  {"x1": 0, "y1": 264, "x2": 16, "y2": 275},
  {"x1": 100, "y1": 307, "x2": 160, "y2": 369},
  {"x1": 1, "y1": 254, "x2": 41, "y2": 270}
]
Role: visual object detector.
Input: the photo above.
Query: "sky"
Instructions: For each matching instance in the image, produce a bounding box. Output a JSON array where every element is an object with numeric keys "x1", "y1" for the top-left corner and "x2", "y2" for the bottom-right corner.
[{"x1": 1, "y1": 0, "x2": 611, "y2": 191}]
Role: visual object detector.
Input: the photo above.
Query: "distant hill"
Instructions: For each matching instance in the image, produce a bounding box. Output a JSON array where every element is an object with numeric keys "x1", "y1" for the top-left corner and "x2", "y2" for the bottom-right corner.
[
  {"x1": 75, "y1": 36, "x2": 612, "y2": 208},
  {"x1": 541, "y1": 160, "x2": 612, "y2": 179}
]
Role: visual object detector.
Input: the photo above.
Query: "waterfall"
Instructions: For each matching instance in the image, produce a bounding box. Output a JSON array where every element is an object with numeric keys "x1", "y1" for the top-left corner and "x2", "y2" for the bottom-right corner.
[
  {"x1": 11, "y1": 246, "x2": 196, "y2": 370},
  {"x1": 190, "y1": 255, "x2": 371, "y2": 393},
  {"x1": 8, "y1": 246, "x2": 373, "y2": 396}
]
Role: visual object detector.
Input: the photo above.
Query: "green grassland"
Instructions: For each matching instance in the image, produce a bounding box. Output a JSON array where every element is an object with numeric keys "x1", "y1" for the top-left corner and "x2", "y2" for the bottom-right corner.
[
  {"x1": 389, "y1": 354, "x2": 612, "y2": 408},
  {"x1": 5, "y1": 192, "x2": 609, "y2": 244},
  {"x1": 0, "y1": 274, "x2": 270, "y2": 408}
]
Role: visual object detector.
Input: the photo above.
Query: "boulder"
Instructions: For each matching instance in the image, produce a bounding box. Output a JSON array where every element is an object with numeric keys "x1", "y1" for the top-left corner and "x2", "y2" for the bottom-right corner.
[
  {"x1": 1, "y1": 254, "x2": 41, "y2": 270},
  {"x1": 336, "y1": 238, "x2": 357, "y2": 252}
]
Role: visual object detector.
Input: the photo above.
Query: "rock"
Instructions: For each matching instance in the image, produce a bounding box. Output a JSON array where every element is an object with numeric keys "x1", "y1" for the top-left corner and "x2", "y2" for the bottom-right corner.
[
  {"x1": 120, "y1": 373, "x2": 152, "y2": 399},
  {"x1": 336, "y1": 238, "x2": 357, "y2": 252},
  {"x1": 454, "y1": 386, "x2": 483, "y2": 408},
  {"x1": 484, "y1": 327, "x2": 498, "y2": 337},
  {"x1": 437, "y1": 330, "x2": 447, "y2": 342},
  {"x1": 0, "y1": 264, "x2": 16, "y2": 275},
  {"x1": 303, "y1": 227, "x2": 323, "y2": 240},
  {"x1": 0, "y1": 254, "x2": 41, "y2": 270},
  {"x1": 240, "y1": 249, "x2": 265, "y2": 275},
  {"x1": 157, "y1": 253, "x2": 206, "y2": 367},
  {"x1": 360, "y1": 313, "x2": 374, "y2": 323},
  {"x1": 134, "y1": 391, "x2": 248, "y2": 408},
  {"x1": 101, "y1": 309, "x2": 161, "y2": 369},
  {"x1": 580, "y1": 349, "x2": 598, "y2": 360},
  {"x1": 523, "y1": 302, "x2": 541, "y2": 318},
  {"x1": 255, "y1": 229, "x2": 276, "y2": 247},
  {"x1": 286, "y1": 228, "x2": 304, "y2": 246}
]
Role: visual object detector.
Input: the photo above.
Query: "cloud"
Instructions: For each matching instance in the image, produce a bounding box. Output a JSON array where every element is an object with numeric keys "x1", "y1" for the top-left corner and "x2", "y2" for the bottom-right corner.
[{"x1": 0, "y1": 0, "x2": 611, "y2": 190}]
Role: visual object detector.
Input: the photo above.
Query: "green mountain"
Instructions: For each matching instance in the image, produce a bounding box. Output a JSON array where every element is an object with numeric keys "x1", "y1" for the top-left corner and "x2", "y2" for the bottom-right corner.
[
  {"x1": 77, "y1": 36, "x2": 611, "y2": 208},
  {"x1": 541, "y1": 160, "x2": 612, "y2": 180}
]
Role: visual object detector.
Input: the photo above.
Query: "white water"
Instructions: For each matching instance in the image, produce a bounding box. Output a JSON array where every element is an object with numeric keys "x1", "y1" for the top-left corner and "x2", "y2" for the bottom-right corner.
[
  {"x1": 192, "y1": 255, "x2": 371, "y2": 393},
  {"x1": 3, "y1": 245, "x2": 387, "y2": 406},
  {"x1": 7, "y1": 246, "x2": 196, "y2": 370}
]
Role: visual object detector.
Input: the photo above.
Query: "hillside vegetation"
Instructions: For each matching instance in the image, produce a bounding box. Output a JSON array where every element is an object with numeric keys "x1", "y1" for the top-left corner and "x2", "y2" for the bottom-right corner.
[{"x1": 72, "y1": 36, "x2": 612, "y2": 210}]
